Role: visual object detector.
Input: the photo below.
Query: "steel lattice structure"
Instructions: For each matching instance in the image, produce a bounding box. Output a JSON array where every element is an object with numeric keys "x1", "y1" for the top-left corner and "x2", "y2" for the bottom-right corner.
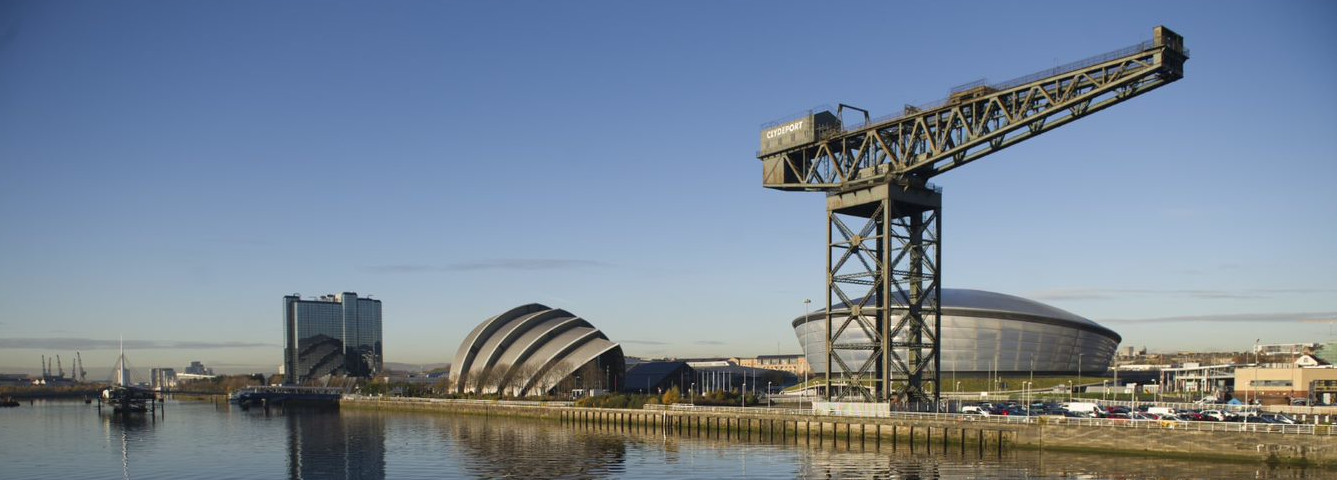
[{"x1": 758, "y1": 27, "x2": 1187, "y2": 405}]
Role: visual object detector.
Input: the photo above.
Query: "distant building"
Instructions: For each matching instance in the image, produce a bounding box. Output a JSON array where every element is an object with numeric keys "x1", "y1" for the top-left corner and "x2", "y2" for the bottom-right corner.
[
  {"x1": 284, "y1": 292, "x2": 383, "y2": 384},
  {"x1": 150, "y1": 368, "x2": 177, "y2": 390},
  {"x1": 184, "y1": 361, "x2": 213, "y2": 376},
  {"x1": 733, "y1": 354, "x2": 809, "y2": 376},
  {"x1": 1256, "y1": 343, "x2": 1323, "y2": 358},
  {"x1": 1235, "y1": 361, "x2": 1337, "y2": 406}
]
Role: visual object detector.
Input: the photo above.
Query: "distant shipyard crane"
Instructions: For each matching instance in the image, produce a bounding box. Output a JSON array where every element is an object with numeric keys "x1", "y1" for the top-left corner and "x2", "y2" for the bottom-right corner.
[{"x1": 757, "y1": 27, "x2": 1187, "y2": 405}]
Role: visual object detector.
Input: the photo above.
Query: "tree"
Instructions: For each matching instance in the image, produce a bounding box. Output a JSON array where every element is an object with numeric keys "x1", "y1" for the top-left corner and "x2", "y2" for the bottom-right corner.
[{"x1": 661, "y1": 385, "x2": 681, "y2": 405}]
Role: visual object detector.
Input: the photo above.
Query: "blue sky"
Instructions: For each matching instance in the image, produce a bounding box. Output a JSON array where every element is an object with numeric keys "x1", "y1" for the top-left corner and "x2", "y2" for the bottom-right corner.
[{"x1": 0, "y1": 1, "x2": 1335, "y2": 375}]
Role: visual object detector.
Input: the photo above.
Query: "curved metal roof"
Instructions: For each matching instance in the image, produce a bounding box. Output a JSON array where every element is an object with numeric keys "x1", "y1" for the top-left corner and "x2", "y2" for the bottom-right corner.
[
  {"x1": 790, "y1": 288, "x2": 1119, "y2": 342},
  {"x1": 449, "y1": 303, "x2": 622, "y2": 396}
]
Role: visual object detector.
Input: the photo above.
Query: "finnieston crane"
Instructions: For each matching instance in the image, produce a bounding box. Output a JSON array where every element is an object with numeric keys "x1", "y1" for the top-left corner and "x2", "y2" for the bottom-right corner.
[{"x1": 756, "y1": 27, "x2": 1187, "y2": 405}]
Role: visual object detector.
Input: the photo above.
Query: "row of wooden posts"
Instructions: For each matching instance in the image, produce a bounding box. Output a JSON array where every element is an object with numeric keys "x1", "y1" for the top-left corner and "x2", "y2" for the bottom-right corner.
[{"x1": 558, "y1": 409, "x2": 1008, "y2": 453}]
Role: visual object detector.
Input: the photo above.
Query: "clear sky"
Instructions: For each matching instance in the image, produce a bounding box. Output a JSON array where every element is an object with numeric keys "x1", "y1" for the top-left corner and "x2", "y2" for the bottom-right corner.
[{"x1": 0, "y1": 1, "x2": 1335, "y2": 375}]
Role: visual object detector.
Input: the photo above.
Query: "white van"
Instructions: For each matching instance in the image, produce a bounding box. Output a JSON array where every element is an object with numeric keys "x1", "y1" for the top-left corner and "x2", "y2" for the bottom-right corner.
[
  {"x1": 1147, "y1": 406, "x2": 1177, "y2": 417},
  {"x1": 960, "y1": 405, "x2": 990, "y2": 416},
  {"x1": 1062, "y1": 402, "x2": 1102, "y2": 417}
]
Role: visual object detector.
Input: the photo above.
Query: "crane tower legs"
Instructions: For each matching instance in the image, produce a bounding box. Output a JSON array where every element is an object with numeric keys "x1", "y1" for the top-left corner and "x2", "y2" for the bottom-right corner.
[{"x1": 824, "y1": 184, "x2": 941, "y2": 407}]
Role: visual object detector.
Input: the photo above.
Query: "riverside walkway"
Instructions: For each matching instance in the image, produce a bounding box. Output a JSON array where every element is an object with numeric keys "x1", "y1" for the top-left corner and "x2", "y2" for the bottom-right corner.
[{"x1": 340, "y1": 396, "x2": 1336, "y2": 466}]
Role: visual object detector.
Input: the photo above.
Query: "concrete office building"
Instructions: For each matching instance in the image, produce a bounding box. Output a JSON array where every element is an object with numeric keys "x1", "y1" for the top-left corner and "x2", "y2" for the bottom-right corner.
[
  {"x1": 793, "y1": 289, "x2": 1121, "y2": 377},
  {"x1": 284, "y1": 292, "x2": 382, "y2": 384}
]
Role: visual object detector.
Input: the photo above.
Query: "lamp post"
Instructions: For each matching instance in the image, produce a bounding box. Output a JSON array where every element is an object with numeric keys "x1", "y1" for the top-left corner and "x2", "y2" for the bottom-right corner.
[
  {"x1": 1068, "y1": 380, "x2": 1073, "y2": 402},
  {"x1": 803, "y1": 298, "x2": 812, "y2": 401},
  {"x1": 691, "y1": 383, "x2": 695, "y2": 407},
  {"x1": 1024, "y1": 381, "x2": 1032, "y2": 420},
  {"x1": 1253, "y1": 339, "x2": 1260, "y2": 405},
  {"x1": 767, "y1": 381, "x2": 772, "y2": 407},
  {"x1": 742, "y1": 380, "x2": 747, "y2": 408}
]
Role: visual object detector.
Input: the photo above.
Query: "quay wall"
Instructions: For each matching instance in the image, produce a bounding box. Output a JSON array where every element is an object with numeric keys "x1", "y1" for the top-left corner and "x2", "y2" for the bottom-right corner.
[{"x1": 340, "y1": 397, "x2": 1334, "y2": 465}]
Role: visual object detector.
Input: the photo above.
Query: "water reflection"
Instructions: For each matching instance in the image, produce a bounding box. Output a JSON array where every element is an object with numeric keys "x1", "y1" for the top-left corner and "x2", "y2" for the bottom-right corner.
[
  {"x1": 789, "y1": 441, "x2": 1323, "y2": 479},
  {"x1": 439, "y1": 415, "x2": 629, "y2": 479},
  {"x1": 100, "y1": 411, "x2": 155, "y2": 480},
  {"x1": 286, "y1": 408, "x2": 386, "y2": 480}
]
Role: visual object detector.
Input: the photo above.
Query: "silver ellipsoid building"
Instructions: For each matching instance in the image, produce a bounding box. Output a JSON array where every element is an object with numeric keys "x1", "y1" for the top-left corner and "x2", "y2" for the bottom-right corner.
[
  {"x1": 793, "y1": 289, "x2": 1120, "y2": 376},
  {"x1": 450, "y1": 304, "x2": 624, "y2": 397}
]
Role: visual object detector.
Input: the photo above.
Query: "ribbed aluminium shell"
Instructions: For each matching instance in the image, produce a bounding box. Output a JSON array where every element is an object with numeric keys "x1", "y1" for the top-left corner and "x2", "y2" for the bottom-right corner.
[{"x1": 449, "y1": 304, "x2": 622, "y2": 396}]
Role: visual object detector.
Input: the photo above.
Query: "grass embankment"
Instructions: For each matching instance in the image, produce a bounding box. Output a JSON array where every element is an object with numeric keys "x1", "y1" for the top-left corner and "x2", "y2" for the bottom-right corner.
[{"x1": 1, "y1": 385, "x2": 107, "y2": 399}]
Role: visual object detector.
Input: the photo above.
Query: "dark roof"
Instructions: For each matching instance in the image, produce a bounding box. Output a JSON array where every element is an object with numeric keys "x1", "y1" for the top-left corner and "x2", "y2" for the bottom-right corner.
[{"x1": 623, "y1": 361, "x2": 691, "y2": 392}]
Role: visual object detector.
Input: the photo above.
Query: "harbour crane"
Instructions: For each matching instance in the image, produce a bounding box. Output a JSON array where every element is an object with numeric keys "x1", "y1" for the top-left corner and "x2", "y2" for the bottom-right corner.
[
  {"x1": 56, "y1": 355, "x2": 64, "y2": 379},
  {"x1": 756, "y1": 26, "x2": 1187, "y2": 405},
  {"x1": 77, "y1": 351, "x2": 88, "y2": 383}
]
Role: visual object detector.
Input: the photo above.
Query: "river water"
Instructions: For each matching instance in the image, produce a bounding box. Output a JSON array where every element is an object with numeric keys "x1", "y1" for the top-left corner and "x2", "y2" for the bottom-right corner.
[{"x1": 0, "y1": 399, "x2": 1330, "y2": 479}]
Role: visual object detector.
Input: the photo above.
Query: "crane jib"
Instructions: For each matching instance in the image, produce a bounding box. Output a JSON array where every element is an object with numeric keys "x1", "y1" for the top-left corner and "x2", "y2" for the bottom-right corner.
[{"x1": 757, "y1": 26, "x2": 1187, "y2": 192}]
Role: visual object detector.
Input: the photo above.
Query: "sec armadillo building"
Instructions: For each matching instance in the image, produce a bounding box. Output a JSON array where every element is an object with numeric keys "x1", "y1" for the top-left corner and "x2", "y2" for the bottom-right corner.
[
  {"x1": 793, "y1": 289, "x2": 1121, "y2": 376},
  {"x1": 449, "y1": 304, "x2": 624, "y2": 396}
]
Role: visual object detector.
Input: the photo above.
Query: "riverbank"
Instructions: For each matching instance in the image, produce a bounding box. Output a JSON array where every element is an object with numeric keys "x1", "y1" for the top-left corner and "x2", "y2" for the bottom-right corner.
[
  {"x1": 341, "y1": 396, "x2": 1336, "y2": 466},
  {"x1": 0, "y1": 385, "x2": 105, "y2": 399}
]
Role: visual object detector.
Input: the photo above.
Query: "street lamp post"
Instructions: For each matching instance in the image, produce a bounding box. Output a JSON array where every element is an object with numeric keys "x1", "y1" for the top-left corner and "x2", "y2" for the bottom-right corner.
[
  {"x1": 1252, "y1": 339, "x2": 1260, "y2": 405},
  {"x1": 767, "y1": 382, "x2": 772, "y2": 407},
  {"x1": 1068, "y1": 380, "x2": 1073, "y2": 402},
  {"x1": 742, "y1": 380, "x2": 747, "y2": 407},
  {"x1": 691, "y1": 383, "x2": 695, "y2": 407},
  {"x1": 803, "y1": 298, "x2": 811, "y2": 401},
  {"x1": 1024, "y1": 381, "x2": 1032, "y2": 420}
]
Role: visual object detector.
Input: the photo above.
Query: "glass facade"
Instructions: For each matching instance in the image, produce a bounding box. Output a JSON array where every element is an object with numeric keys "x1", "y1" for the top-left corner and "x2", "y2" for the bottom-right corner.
[{"x1": 284, "y1": 292, "x2": 383, "y2": 384}]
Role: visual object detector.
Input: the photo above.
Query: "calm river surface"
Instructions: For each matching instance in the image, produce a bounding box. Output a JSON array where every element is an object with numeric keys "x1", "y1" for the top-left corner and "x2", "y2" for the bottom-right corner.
[{"x1": 0, "y1": 399, "x2": 1331, "y2": 479}]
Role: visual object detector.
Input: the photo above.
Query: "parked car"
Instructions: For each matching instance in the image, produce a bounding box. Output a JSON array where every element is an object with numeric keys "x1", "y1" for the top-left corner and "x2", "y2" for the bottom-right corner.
[
  {"x1": 1199, "y1": 410, "x2": 1229, "y2": 421},
  {"x1": 1062, "y1": 402, "x2": 1102, "y2": 418},
  {"x1": 1259, "y1": 413, "x2": 1296, "y2": 424}
]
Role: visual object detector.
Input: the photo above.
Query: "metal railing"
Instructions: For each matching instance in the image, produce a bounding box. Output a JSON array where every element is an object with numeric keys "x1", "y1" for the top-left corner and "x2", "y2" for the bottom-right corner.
[
  {"x1": 342, "y1": 395, "x2": 574, "y2": 408},
  {"x1": 644, "y1": 403, "x2": 1335, "y2": 435}
]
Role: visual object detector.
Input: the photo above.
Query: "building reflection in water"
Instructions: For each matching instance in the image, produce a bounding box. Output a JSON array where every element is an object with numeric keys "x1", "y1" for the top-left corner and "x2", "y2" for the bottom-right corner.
[
  {"x1": 440, "y1": 415, "x2": 628, "y2": 479},
  {"x1": 286, "y1": 409, "x2": 385, "y2": 480}
]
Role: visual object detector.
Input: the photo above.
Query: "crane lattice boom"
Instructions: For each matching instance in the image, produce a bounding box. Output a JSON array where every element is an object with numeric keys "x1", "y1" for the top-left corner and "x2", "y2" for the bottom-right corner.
[{"x1": 759, "y1": 26, "x2": 1187, "y2": 192}]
